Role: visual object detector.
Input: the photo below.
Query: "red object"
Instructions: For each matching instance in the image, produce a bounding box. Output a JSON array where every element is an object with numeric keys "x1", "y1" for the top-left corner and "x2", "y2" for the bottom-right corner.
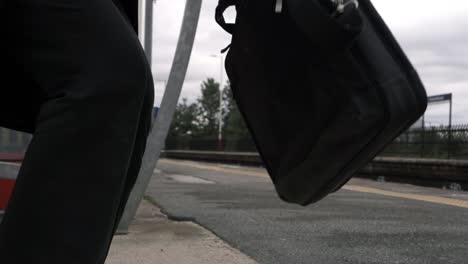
[
  {"x1": 217, "y1": 139, "x2": 223, "y2": 151},
  {"x1": 0, "y1": 179, "x2": 16, "y2": 210},
  {"x1": 0, "y1": 152, "x2": 25, "y2": 163}
]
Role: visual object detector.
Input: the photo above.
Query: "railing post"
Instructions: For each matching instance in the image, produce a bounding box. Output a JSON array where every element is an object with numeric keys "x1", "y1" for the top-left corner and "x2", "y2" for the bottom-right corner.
[
  {"x1": 448, "y1": 98, "x2": 453, "y2": 159},
  {"x1": 420, "y1": 127, "x2": 425, "y2": 158}
]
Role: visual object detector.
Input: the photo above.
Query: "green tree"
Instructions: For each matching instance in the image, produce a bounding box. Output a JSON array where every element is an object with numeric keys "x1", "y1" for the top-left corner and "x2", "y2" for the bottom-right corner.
[
  {"x1": 222, "y1": 81, "x2": 253, "y2": 151},
  {"x1": 166, "y1": 78, "x2": 255, "y2": 151},
  {"x1": 166, "y1": 98, "x2": 199, "y2": 149},
  {"x1": 197, "y1": 78, "x2": 221, "y2": 137},
  {"x1": 222, "y1": 81, "x2": 235, "y2": 124}
]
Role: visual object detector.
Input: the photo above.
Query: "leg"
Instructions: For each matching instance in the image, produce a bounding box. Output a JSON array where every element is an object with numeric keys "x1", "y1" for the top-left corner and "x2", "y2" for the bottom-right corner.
[
  {"x1": 97, "y1": 76, "x2": 154, "y2": 264},
  {"x1": 0, "y1": 0, "x2": 154, "y2": 263}
]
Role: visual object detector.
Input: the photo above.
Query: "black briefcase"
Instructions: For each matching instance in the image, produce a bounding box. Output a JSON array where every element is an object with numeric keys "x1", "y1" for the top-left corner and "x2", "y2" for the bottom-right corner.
[{"x1": 215, "y1": 0, "x2": 427, "y2": 205}]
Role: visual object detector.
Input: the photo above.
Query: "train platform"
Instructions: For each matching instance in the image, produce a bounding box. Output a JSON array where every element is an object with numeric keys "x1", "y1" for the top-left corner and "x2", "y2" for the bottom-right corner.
[
  {"x1": 2, "y1": 158, "x2": 467, "y2": 263},
  {"x1": 148, "y1": 159, "x2": 468, "y2": 264},
  {"x1": 0, "y1": 161, "x2": 256, "y2": 264}
]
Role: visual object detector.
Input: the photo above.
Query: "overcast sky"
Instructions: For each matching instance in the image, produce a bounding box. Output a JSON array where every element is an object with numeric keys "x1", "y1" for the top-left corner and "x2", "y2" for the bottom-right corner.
[{"x1": 151, "y1": 0, "x2": 468, "y2": 126}]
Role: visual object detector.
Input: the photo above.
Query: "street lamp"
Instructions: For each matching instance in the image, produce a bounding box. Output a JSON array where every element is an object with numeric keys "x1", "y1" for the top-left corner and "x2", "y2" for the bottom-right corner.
[{"x1": 210, "y1": 54, "x2": 224, "y2": 151}]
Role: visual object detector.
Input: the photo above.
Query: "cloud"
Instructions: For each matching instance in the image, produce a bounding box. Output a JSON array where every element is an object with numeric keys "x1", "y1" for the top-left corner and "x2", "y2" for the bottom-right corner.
[
  {"x1": 372, "y1": 0, "x2": 468, "y2": 125},
  {"x1": 151, "y1": 0, "x2": 232, "y2": 106},
  {"x1": 151, "y1": 0, "x2": 468, "y2": 125}
]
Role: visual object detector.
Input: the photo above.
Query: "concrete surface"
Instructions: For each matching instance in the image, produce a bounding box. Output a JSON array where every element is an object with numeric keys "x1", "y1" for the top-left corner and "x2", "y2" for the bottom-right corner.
[
  {"x1": 105, "y1": 199, "x2": 257, "y2": 264},
  {"x1": 147, "y1": 159, "x2": 468, "y2": 264}
]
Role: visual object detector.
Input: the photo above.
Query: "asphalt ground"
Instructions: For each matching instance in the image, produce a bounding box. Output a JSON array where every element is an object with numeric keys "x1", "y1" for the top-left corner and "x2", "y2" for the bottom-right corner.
[{"x1": 147, "y1": 159, "x2": 468, "y2": 264}]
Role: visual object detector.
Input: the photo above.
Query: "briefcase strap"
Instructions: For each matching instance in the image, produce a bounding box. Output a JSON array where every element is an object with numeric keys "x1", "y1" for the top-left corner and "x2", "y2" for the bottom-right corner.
[{"x1": 215, "y1": 0, "x2": 238, "y2": 34}]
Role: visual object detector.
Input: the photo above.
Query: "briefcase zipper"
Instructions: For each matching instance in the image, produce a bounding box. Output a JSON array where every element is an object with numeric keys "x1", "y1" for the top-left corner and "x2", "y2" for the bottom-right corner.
[{"x1": 275, "y1": 0, "x2": 358, "y2": 14}]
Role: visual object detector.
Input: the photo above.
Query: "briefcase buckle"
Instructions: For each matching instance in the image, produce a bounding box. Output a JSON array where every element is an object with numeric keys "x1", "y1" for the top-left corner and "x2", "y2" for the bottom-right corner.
[
  {"x1": 275, "y1": 0, "x2": 283, "y2": 13},
  {"x1": 332, "y1": 0, "x2": 359, "y2": 17},
  {"x1": 275, "y1": 0, "x2": 359, "y2": 15}
]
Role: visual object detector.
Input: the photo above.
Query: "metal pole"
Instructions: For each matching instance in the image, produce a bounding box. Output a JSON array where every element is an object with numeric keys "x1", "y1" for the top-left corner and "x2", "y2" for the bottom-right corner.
[
  {"x1": 448, "y1": 95, "x2": 453, "y2": 159},
  {"x1": 449, "y1": 95, "x2": 453, "y2": 128},
  {"x1": 117, "y1": 0, "x2": 203, "y2": 233},
  {"x1": 217, "y1": 55, "x2": 224, "y2": 151},
  {"x1": 143, "y1": 0, "x2": 153, "y2": 63}
]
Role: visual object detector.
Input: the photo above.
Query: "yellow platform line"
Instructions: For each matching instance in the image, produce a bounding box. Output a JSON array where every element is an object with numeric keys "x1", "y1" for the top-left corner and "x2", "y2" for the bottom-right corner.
[
  {"x1": 160, "y1": 159, "x2": 269, "y2": 178},
  {"x1": 159, "y1": 159, "x2": 468, "y2": 209},
  {"x1": 342, "y1": 185, "x2": 468, "y2": 209}
]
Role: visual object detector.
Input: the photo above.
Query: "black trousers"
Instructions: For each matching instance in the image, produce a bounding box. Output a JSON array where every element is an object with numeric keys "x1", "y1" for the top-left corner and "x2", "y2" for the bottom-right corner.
[{"x1": 0, "y1": 0, "x2": 154, "y2": 263}]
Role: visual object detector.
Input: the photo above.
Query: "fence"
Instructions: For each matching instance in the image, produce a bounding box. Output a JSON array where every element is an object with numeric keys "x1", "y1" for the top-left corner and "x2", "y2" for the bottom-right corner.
[
  {"x1": 2, "y1": 124, "x2": 465, "y2": 160},
  {"x1": 382, "y1": 125, "x2": 468, "y2": 159},
  {"x1": 165, "y1": 125, "x2": 468, "y2": 160},
  {"x1": 165, "y1": 136, "x2": 257, "y2": 152}
]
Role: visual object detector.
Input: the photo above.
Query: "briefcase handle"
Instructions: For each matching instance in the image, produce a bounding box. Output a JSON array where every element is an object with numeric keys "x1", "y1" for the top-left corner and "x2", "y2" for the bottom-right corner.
[
  {"x1": 216, "y1": 0, "x2": 363, "y2": 55},
  {"x1": 215, "y1": 0, "x2": 237, "y2": 34}
]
